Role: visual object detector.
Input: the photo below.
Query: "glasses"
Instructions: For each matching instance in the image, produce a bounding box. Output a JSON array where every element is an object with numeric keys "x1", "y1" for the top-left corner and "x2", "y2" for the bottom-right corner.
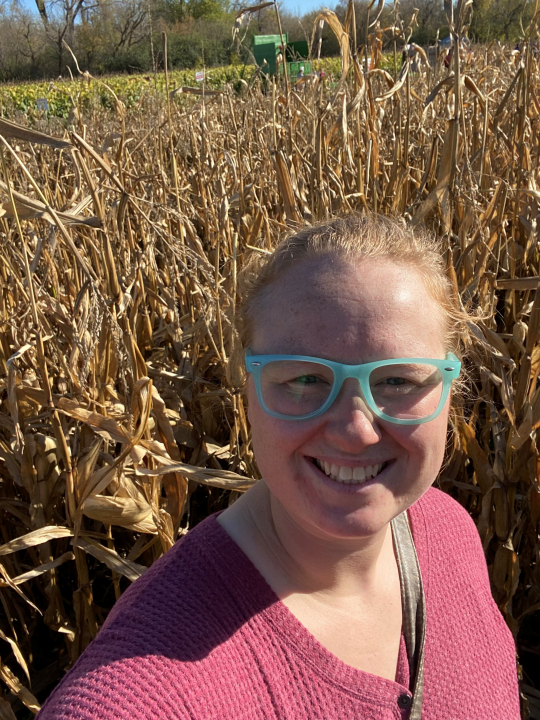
[{"x1": 245, "y1": 350, "x2": 461, "y2": 425}]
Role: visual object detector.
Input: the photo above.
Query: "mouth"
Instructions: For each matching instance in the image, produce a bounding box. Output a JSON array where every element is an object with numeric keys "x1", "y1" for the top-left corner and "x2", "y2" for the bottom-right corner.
[{"x1": 311, "y1": 458, "x2": 389, "y2": 485}]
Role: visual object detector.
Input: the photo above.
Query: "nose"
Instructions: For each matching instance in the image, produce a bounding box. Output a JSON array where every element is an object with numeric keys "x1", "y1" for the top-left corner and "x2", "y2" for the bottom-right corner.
[{"x1": 323, "y1": 379, "x2": 382, "y2": 450}]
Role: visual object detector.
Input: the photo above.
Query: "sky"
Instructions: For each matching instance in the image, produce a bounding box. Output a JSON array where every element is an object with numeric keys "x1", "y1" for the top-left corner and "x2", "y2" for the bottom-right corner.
[
  {"x1": 281, "y1": 0, "x2": 336, "y2": 14},
  {"x1": 17, "y1": 0, "x2": 38, "y2": 12}
]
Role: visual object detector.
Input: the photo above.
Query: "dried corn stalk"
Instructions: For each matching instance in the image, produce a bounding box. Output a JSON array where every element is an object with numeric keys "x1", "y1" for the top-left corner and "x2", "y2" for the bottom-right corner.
[{"x1": 0, "y1": 37, "x2": 539, "y2": 718}]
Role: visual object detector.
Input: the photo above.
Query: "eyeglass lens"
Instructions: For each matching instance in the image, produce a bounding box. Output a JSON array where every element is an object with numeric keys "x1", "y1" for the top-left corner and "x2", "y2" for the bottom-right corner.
[{"x1": 260, "y1": 360, "x2": 444, "y2": 419}]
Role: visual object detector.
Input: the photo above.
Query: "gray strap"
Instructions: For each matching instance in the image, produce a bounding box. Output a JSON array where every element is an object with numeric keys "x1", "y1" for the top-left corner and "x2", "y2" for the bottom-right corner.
[{"x1": 391, "y1": 511, "x2": 426, "y2": 720}]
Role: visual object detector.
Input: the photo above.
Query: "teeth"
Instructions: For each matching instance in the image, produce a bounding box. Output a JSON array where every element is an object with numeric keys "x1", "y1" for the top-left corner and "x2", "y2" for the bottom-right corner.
[
  {"x1": 338, "y1": 466, "x2": 353, "y2": 482},
  {"x1": 314, "y1": 459, "x2": 385, "y2": 484}
]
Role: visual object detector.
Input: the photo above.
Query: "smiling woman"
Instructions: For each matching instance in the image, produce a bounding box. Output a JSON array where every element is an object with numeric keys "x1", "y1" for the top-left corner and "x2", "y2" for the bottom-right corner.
[{"x1": 36, "y1": 215, "x2": 520, "y2": 720}]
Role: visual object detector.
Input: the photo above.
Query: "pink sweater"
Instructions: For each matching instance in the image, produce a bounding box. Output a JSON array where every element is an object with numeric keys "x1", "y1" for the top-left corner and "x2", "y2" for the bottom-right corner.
[{"x1": 37, "y1": 488, "x2": 520, "y2": 719}]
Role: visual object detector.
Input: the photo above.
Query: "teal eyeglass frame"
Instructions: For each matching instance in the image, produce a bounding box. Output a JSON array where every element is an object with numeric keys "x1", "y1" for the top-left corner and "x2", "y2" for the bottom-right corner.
[{"x1": 245, "y1": 350, "x2": 461, "y2": 425}]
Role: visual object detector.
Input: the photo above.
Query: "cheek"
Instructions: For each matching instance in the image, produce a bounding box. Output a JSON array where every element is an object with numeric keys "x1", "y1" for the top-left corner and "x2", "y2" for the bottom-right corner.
[
  {"x1": 246, "y1": 381, "x2": 282, "y2": 465},
  {"x1": 246, "y1": 379, "x2": 270, "y2": 442},
  {"x1": 389, "y1": 403, "x2": 449, "y2": 469},
  {"x1": 413, "y1": 408, "x2": 450, "y2": 469},
  {"x1": 246, "y1": 380, "x2": 310, "y2": 472}
]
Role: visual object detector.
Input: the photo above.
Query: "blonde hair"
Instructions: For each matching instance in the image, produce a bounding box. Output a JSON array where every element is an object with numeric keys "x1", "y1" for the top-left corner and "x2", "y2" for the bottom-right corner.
[{"x1": 237, "y1": 214, "x2": 468, "y2": 359}]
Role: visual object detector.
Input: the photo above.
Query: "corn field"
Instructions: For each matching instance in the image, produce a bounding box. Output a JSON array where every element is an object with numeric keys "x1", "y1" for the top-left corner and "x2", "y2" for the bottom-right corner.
[{"x1": 1, "y1": 1, "x2": 540, "y2": 716}]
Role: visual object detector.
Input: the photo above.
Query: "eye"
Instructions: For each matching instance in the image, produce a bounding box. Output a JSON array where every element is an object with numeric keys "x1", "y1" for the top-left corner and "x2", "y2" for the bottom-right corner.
[
  {"x1": 384, "y1": 377, "x2": 407, "y2": 386},
  {"x1": 293, "y1": 375, "x2": 321, "y2": 385}
]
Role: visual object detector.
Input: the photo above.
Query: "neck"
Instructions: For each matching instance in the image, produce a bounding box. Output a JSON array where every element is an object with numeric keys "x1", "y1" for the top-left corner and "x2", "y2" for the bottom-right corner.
[{"x1": 220, "y1": 480, "x2": 394, "y2": 602}]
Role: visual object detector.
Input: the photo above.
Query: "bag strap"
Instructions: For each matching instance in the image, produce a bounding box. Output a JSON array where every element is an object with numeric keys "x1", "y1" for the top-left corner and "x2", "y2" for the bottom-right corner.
[{"x1": 391, "y1": 511, "x2": 426, "y2": 720}]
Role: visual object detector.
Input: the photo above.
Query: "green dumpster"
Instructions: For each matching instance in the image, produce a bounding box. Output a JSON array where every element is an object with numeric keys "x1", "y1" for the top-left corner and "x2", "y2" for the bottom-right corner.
[{"x1": 252, "y1": 34, "x2": 311, "y2": 77}]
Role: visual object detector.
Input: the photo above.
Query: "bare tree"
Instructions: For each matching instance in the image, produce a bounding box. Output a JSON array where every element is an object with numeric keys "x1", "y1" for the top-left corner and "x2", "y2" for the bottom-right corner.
[
  {"x1": 102, "y1": 0, "x2": 149, "y2": 58},
  {"x1": 75, "y1": 0, "x2": 149, "y2": 68},
  {"x1": 34, "y1": 0, "x2": 98, "y2": 73},
  {"x1": 0, "y1": 1, "x2": 47, "y2": 79}
]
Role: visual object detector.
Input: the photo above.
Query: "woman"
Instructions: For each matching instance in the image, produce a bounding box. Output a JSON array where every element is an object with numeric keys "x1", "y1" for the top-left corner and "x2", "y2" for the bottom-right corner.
[{"x1": 37, "y1": 215, "x2": 520, "y2": 719}]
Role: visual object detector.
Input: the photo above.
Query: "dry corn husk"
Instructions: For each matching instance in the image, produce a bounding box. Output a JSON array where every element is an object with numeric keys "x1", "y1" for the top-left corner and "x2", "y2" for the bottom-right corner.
[{"x1": 1, "y1": 36, "x2": 540, "y2": 717}]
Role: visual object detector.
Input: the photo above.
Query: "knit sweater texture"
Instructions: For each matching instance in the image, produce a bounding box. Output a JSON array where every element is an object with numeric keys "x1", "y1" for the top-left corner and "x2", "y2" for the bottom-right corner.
[{"x1": 37, "y1": 487, "x2": 520, "y2": 720}]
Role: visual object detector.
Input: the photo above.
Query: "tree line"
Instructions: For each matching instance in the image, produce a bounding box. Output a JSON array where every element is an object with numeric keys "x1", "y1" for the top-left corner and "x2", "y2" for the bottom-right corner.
[{"x1": 0, "y1": 0, "x2": 532, "y2": 83}]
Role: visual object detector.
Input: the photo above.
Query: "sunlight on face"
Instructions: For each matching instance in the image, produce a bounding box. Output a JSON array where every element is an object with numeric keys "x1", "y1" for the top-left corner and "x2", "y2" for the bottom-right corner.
[{"x1": 247, "y1": 256, "x2": 450, "y2": 541}]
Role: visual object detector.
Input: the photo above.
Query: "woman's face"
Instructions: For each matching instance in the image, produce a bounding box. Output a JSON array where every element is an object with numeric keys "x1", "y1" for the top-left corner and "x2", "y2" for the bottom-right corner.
[{"x1": 247, "y1": 255, "x2": 450, "y2": 541}]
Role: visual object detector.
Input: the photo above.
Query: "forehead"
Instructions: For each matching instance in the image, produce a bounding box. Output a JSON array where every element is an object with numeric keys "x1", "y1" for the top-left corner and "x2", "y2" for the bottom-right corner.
[{"x1": 250, "y1": 256, "x2": 447, "y2": 361}]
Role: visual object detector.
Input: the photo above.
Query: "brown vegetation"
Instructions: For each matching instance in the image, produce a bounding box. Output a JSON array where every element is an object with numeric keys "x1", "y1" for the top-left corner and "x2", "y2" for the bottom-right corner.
[{"x1": 0, "y1": 15, "x2": 540, "y2": 720}]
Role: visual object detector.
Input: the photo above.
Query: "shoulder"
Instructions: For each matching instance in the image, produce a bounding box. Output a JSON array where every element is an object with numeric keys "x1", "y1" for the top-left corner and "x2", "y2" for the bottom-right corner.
[
  {"x1": 101, "y1": 511, "x2": 260, "y2": 645},
  {"x1": 409, "y1": 485, "x2": 485, "y2": 558},
  {"x1": 99, "y1": 513, "x2": 221, "y2": 630},
  {"x1": 107, "y1": 514, "x2": 219, "y2": 609},
  {"x1": 37, "y1": 513, "x2": 262, "y2": 720},
  {"x1": 409, "y1": 496, "x2": 520, "y2": 717},
  {"x1": 409, "y1": 485, "x2": 480, "y2": 539},
  {"x1": 408, "y1": 486, "x2": 492, "y2": 595}
]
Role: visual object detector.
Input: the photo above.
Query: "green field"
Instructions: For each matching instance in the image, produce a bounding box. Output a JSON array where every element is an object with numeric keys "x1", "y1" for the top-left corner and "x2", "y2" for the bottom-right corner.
[{"x1": 0, "y1": 58, "x2": 344, "y2": 119}]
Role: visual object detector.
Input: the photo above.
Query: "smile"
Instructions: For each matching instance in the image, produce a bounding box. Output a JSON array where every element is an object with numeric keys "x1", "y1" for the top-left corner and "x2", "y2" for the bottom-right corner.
[{"x1": 312, "y1": 458, "x2": 387, "y2": 484}]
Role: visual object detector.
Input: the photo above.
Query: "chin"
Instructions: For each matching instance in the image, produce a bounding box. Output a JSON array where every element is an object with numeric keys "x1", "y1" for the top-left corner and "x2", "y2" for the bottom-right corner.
[
  {"x1": 287, "y1": 498, "x2": 396, "y2": 542},
  {"x1": 318, "y1": 511, "x2": 395, "y2": 539}
]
